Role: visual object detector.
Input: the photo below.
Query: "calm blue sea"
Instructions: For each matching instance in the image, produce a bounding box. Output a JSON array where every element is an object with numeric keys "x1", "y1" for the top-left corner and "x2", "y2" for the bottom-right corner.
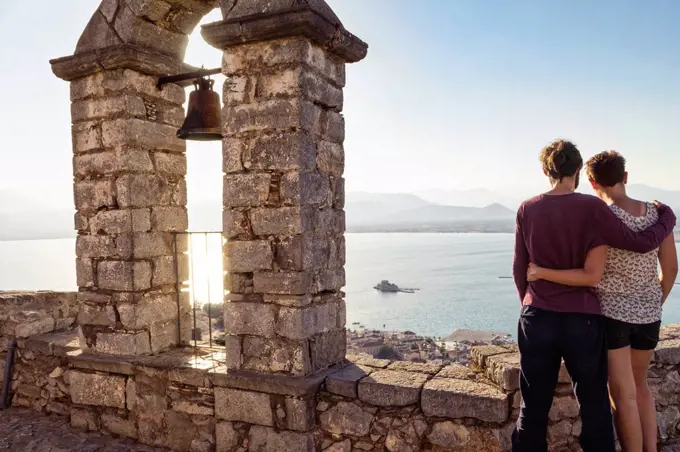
[{"x1": 2, "y1": 233, "x2": 680, "y2": 338}]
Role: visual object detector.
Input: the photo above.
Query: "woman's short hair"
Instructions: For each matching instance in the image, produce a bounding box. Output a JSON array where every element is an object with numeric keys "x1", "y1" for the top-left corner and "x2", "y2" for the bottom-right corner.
[{"x1": 585, "y1": 151, "x2": 626, "y2": 187}]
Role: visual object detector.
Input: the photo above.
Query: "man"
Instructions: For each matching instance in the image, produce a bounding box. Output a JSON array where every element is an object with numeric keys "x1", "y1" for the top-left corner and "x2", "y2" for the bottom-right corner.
[{"x1": 511, "y1": 139, "x2": 676, "y2": 452}]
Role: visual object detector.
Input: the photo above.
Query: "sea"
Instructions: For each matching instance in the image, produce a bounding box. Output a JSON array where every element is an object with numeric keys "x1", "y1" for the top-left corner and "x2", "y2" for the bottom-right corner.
[{"x1": 2, "y1": 233, "x2": 680, "y2": 339}]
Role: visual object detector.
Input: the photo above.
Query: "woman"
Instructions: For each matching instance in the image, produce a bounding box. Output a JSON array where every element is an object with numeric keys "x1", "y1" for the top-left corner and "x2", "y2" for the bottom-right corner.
[{"x1": 527, "y1": 150, "x2": 678, "y2": 452}]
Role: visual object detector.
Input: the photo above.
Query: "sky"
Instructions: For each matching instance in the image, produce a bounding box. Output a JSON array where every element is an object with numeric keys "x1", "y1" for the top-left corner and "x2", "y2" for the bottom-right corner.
[{"x1": 1, "y1": 0, "x2": 680, "y2": 213}]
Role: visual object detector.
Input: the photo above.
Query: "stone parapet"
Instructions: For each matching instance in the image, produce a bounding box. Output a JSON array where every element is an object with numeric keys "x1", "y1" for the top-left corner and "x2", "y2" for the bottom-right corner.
[{"x1": 3, "y1": 324, "x2": 680, "y2": 450}]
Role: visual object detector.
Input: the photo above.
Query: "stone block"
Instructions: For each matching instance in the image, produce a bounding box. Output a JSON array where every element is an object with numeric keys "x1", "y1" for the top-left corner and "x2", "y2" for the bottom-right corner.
[
  {"x1": 316, "y1": 209, "x2": 345, "y2": 234},
  {"x1": 223, "y1": 210, "x2": 249, "y2": 239},
  {"x1": 427, "y1": 422, "x2": 502, "y2": 451},
  {"x1": 150, "y1": 320, "x2": 178, "y2": 352},
  {"x1": 223, "y1": 98, "x2": 319, "y2": 136},
  {"x1": 242, "y1": 336, "x2": 311, "y2": 375},
  {"x1": 214, "y1": 387, "x2": 273, "y2": 426},
  {"x1": 73, "y1": 148, "x2": 154, "y2": 177},
  {"x1": 326, "y1": 364, "x2": 373, "y2": 398},
  {"x1": 656, "y1": 339, "x2": 680, "y2": 365},
  {"x1": 222, "y1": 37, "x2": 345, "y2": 87},
  {"x1": 97, "y1": 260, "x2": 151, "y2": 291},
  {"x1": 358, "y1": 370, "x2": 428, "y2": 407},
  {"x1": 332, "y1": 177, "x2": 345, "y2": 209},
  {"x1": 315, "y1": 268, "x2": 346, "y2": 292},
  {"x1": 132, "y1": 232, "x2": 174, "y2": 258},
  {"x1": 222, "y1": 137, "x2": 246, "y2": 173},
  {"x1": 245, "y1": 131, "x2": 316, "y2": 171},
  {"x1": 471, "y1": 345, "x2": 512, "y2": 368},
  {"x1": 102, "y1": 118, "x2": 185, "y2": 153},
  {"x1": 275, "y1": 234, "x2": 329, "y2": 271},
  {"x1": 116, "y1": 174, "x2": 169, "y2": 208},
  {"x1": 71, "y1": 95, "x2": 146, "y2": 122},
  {"x1": 76, "y1": 258, "x2": 95, "y2": 287},
  {"x1": 486, "y1": 352, "x2": 521, "y2": 391},
  {"x1": 276, "y1": 302, "x2": 338, "y2": 340},
  {"x1": 224, "y1": 302, "x2": 276, "y2": 337},
  {"x1": 72, "y1": 121, "x2": 102, "y2": 153},
  {"x1": 95, "y1": 330, "x2": 151, "y2": 355},
  {"x1": 69, "y1": 371, "x2": 126, "y2": 408},
  {"x1": 224, "y1": 240, "x2": 273, "y2": 272},
  {"x1": 549, "y1": 396, "x2": 579, "y2": 421},
  {"x1": 247, "y1": 426, "x2": 315, "y2": 452},
  {"x1": 75, "y1": 235, "x2": 118, "y2": 258},
  {"x1": 421, "y1": 378, "x2": 509, "y2": 423},
  {"x1": 284, "y1": 397, "x2": 316, "y2": 432},
  {"x1": 319, "y1": 401, "x2": 374, "y2": 437},
  {"x1": 151, "y1": 255, "x2": 176, "y2": 286},
  {"x1": 387, "y1": 361, "x2": 444, "y2": 375},
  {"x1": 74, "y1": 179, "x2": 115, "y2": 212},
  {"x1": 250, "y1": 207, "x2": 316, "y2": 236},
  {"x1": 154, "y1": 151, "x2": 187, "y2": 175},
  {"x1": 216, "y1": 421, "x2": 240, "y2": 452},
  {"x1": 316, "y1": 140, "x2": 344, "y2": 176},
  {"x1": 151, "y1": 206, "x2": 188, "y2": 231},
  {"x1": 117, "y1": 294, "x2": 176, "y2": 329},
  {"x1": 253, "y1": 271, "x2": 313, "y2": 295},
  {"x1": 320, "y1": 110, "x2": 345, "y2": 144},
  {"x1": 436, "y1": 364, "x2": 476, "y2": 380},
  {"x1": 224, "y1": 335, "x2": 242, "y2": 370},
  {"x1": 77, "y1": 303, "x2": 116, "y2": 326},
  {"x1": 71, "y1": 407, "x2": 100, "y2": 431},
  {"x1": 128, "y1": 0, "x2": 172, "y2": 21},
  {"x1": 101, "y1": 413, "x2": 138, "y2": 439},
  {"x1": 280, "y1": 172, "x2": 332, "y2": 207},
  {"x1": 309, "y1": 327, "x2": 345, "y2": 370},
  {"x1": 89, "y1": 210, "x2": 132, "y2": 234},
  {"x1": 223, "y1": 173, "x2": 271, "y2": 207},
  {"x1": 347, "y1": 355, "x2": 391, "y2": 369},
  {"x1": 113, "y1": 4, "x2": 188, "y2": 58}
]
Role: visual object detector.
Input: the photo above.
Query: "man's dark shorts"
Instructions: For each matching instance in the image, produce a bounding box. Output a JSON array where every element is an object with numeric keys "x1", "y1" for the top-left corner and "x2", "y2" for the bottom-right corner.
[{"x1": 605, "y1": 317, "x2": 661, "y2": 350}]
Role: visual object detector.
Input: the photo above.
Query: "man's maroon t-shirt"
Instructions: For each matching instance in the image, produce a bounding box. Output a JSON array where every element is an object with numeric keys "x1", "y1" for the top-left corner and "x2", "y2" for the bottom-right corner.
[{"x1": 512, "y1": 193, "x2": 676, "y2": 315}]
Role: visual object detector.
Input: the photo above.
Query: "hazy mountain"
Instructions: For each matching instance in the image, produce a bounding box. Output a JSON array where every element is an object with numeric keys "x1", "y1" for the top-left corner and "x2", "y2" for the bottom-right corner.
[
  {"x1": 415, "y1": 188, "x2": 526, "y2": 210},
  {"x1": 1, "y1": 184, "x2": 679, "y2": 240}
]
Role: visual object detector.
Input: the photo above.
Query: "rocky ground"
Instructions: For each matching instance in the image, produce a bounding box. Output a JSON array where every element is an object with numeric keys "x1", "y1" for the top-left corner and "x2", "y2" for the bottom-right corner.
[{"x1": 0, "y1": 408, "x2": 164, "y2": 451}]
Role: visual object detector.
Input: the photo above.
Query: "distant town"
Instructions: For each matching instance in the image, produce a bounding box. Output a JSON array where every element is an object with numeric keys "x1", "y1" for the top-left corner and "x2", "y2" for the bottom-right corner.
[{"x1": 346, "y1": 324, "x2": 513, "y2": 365}]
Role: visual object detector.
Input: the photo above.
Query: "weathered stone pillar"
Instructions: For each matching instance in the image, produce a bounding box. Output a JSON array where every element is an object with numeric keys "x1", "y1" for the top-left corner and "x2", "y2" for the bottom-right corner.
[
  {"x1": 49, "y1": 0, "x2": 219, "y2": 354},
  {"x1": 203, "y1": 0, "x2": 367, "y2": 376},
  {"x1": 66, "y1": 67, "x2": 189, "y2": 355}
]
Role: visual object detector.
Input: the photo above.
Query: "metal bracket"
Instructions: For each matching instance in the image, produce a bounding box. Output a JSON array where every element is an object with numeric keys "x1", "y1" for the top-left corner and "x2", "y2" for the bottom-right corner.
[{"x1": 157, "y1": 67, "x2": 222, "y2": 89}]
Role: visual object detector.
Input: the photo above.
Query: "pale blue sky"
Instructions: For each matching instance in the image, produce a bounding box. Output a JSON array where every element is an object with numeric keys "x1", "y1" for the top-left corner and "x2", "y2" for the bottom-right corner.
[{"x1": 1, "y1": 0, "x2": 679, "y2": 212}]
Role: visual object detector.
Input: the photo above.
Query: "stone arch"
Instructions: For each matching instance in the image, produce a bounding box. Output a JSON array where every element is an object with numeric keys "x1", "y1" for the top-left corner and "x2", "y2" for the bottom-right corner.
[{"x1": 50, "y1": 0, "x2": 366, "y2": 378}]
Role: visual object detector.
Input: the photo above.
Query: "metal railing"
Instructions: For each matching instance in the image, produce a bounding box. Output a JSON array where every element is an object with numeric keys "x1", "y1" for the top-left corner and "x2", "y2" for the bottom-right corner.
[{"x1": 173, "y1": 231, "x2": 224, "y2": 348}]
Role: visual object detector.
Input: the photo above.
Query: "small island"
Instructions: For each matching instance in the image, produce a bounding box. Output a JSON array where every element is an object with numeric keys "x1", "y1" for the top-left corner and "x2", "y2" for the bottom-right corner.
[{"x1": 374, "y1": 280, "x2": 419, "y2": 294}]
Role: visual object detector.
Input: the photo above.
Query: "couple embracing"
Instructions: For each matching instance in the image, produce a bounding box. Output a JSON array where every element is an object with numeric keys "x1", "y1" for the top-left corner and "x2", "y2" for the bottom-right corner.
[{"x1": 512, "y1": 139, "x2": 678, "y2": 452}]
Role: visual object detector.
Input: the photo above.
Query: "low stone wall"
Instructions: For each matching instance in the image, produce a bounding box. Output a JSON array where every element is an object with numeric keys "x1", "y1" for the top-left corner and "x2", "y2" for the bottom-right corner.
[
  {"x1": 0, "y1": 291, "x2": 77, "y2": 339},
  {"x1": 4, "y1": 310, "x2": 680, "y2": 451}
]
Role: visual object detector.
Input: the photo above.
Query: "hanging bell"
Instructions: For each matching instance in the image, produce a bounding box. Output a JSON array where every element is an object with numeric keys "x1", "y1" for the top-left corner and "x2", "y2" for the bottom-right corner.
[{"x1": 177, "y1": 77, "x2": 222, "y2": 141}]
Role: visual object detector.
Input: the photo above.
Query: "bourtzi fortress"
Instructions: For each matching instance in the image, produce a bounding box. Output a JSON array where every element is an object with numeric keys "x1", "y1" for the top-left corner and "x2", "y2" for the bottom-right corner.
[{"x1": 2, "y1": 1, "x2": 680, "y2": 451}]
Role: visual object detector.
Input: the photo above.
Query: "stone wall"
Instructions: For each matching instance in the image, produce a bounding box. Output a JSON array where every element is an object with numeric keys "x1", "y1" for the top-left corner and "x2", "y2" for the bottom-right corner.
[{"x1": 4, "y1": 319, "x2": 680, "y2": 451}]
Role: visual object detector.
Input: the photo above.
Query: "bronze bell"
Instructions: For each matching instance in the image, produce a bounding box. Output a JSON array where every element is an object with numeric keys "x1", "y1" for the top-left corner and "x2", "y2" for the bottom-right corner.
[{"x1": 177, "y1": 77, "x2": 222, "y2": 141}]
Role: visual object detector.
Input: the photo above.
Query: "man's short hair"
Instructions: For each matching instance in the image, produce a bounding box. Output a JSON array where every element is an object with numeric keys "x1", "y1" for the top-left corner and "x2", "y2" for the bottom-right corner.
[
  {"x1": 539, "y1": 140, "x2": 583, "y2": 182},
  {"x1": 585, "y1": 151, "x2": 626, "y2": 187}
]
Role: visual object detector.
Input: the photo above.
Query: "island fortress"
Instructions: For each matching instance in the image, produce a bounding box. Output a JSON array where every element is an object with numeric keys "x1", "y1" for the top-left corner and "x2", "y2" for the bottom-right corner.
[{"x1": 1, "y1": 1, "x2": 680, "y2": 451}]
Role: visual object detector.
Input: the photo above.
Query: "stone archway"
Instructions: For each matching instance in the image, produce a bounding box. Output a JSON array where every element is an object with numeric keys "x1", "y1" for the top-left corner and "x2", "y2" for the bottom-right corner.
[{"x1": 50, "y1": 0, "x2": 367, "y2": 379}]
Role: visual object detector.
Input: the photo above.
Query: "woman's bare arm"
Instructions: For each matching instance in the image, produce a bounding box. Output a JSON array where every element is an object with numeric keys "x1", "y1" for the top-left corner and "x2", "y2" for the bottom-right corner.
[
  {"x1": 527, "y1": 245, "x2": 608, "y2": 287},
  {"x1": 659, "y1": 234, "x2": 678, "y2": 304}
]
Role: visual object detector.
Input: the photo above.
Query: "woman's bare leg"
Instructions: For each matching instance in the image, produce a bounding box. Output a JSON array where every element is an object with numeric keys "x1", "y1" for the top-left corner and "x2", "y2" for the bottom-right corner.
[
  {"x1": 631, "y1": 348, "x2": 657, "y2": 452},
  {"x1": 608, "y1": 346, "x2": 643, "y2": 452}
]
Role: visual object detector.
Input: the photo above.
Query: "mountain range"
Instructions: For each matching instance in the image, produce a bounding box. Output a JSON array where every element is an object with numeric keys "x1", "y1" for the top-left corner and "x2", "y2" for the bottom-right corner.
[{"x1": 1, "y1": 183, "x2": 679, "y2": 240}]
